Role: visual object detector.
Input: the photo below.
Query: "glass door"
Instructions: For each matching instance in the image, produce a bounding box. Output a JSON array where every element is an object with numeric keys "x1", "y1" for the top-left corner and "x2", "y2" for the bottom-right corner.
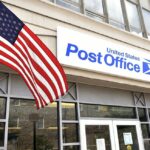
[
  {"x1": 80, "y1": 120, "x2": 115, "y2": 150},
  {"x1": 80, "y1": 120, "x2": 144, "y2": 150},
  {"x1": 113, "y1": 120, "x2": 144, "y2": 150}
]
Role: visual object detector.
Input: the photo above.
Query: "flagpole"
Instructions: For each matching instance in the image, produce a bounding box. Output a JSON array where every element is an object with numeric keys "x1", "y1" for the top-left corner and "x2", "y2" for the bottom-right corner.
[
  {"x1": 33, "y1": 121, "x2": 36, "y2": 150},
  {"x1": 29, "y1": 113, "x2": 39, "y2": 150}
]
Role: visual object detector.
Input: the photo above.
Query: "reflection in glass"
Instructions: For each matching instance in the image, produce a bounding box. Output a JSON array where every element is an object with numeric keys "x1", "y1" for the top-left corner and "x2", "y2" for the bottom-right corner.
[
  {"x1": 0, "y1": 72, "x2": 8, "y2": 94},
  {"x1": 8, "y1": 99, "x2": 58, "y2": 150},
  {"x1": 144, "y1": 140, "x2": 150, "y2": 150},
  {"x1": 143, "y1": 9, "x2": 150, "y2": 38},
  {"x1": 56, "y1": 0, "x2": 81, "y2": 12},
  {"x1": 138, "y1": 108, "x2": 147, "y2": 121},
  {"x1": 63, "y1": 123, "x2": 79, "y2": 143},
  {"x1": 117, "y1": 125, "x2": 139, "y2": 150},
  {"x1": 0, "y1": 123, "x2": 5, "y2": 146},
  {"x1": 63, "y1": 145, "x2": 80, "y2": 150},
  {"x1": 84, "y1": 0, "x2": 103, "y2": 15},
  {"x1": 80, "y1": 104, "x2": 136, "y2": 119},
  {"x1": 62, "y1": 103, "x2": 77, "y2": 120},
  {"x1": 106, "y1": 0, "x2": 124, "y2": 29},
  {"x1": 86, "y1": 125, "x2": 111, "y2": 150},
  {"x1": 71, "y1": 0, "x2": 79, "y2": 2},
  {"x1": 0, "y1": 97, "x2": 6, "y2": 119},
  {"x1": 141, "y1": 124, "x2": 150, "y2": 138},
  {"x1": 125, "y1": 1, "x2": 141, "y2": 35}
]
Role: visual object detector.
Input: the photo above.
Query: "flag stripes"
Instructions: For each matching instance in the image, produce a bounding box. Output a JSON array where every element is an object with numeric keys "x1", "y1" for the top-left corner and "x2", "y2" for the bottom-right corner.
[
  {"x1": 23, "y1": 26, "x2": 67, "y2": 93},
  {"x1": 0, "y1": 25, "x2": 68, "y2": 109},
  {"x1": 0, "y1": 37, "x2": 44, "y2": 108}
]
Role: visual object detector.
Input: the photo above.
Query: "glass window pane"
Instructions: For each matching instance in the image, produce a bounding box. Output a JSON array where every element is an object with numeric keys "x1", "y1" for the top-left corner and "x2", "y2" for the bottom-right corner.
[
  {"x1": 86, "y1": 125, "x2": 112, "y2": 150},
  {"x1": 106, "y1": 0, "x2": 124, "y2": 28},
  {"x1": 140, "y1": 0, "x2": 150, "y2": 10},
  {"x1": 148, "y1": 108, "x2": 150, "y2": 118},
  {"x1": 8, "y1": 99, "x2": 58, "y2": 150},
  {"x1": 0, "y1": 72, "x2": 8, "y2": 94},
  {"x1": 144, "y1": 140, "x2": 150, "y2": 150},
  {"x1": 71, "y1": 0, "x2": 79, "y2": 2},
  {"x1": 0, "y1": 122, "x2": 5, "y2": 146},
  {"x1": 85, "y1": 11, "x2": 104, "y2": 22},
  {"x1": 62, "y1": 103, "x2": 77, "y2": 120},
  {"x1": 56, "y1": 0, "x2": 81, "y2": 12},
  {"x1": 143, "y1": 9, "x2": 150, "y2": 36},
  {"x1": 0, "y1": 97, "x2": 6, "y2": 119},
  {"x1": 80, "y1": 104, "x2": 136, "y2": 119},
  {"x1": 63, "y1": 123, "x2": 79, "y2": 143},
  {"x1": 117, "y1": 125, "x2": 139, "y2": 150},
  {"x1": 48, "y1": 0, "x2": 54, "y2": 2},
  {"x1": 63, "y1": 145, "x2": 80, "y2": 150},
  {"x1": 125, "y1": 1, "x2": 141, "y2": 34},
  {"x1": 138, "y1": 108, "x2": 147, "y2": 121},
  {"x1": 84, "y1": 0, "x2": 103, "y2": 15},
  {"x1": 141, "y1": 124, "x2": 150, "y2": 138}
]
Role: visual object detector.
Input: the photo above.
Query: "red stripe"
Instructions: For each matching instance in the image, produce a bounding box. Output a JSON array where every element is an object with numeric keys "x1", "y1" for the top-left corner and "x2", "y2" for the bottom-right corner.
[
  {"x1": 16, "y1": 35, "x2": 59, "y2": 99},
  {"x1": 28, "y1": 56, "x2": 59, "y2": 100},
  {"x1": 14, "y1": 38, "x2": 30, "y2": 64},
  {"x1": 1, "y1": 41, "x2": 46, "y2": 108},
  {"x1": 14, "y1": 40, "x2": 48, "y2": 105},
  {"x1": 1, "y1": 41, "x2": 32, "y2": 76},
  {"x1": 15, "y1": 39, "x2": 52, "y2": 103},
  {"x1": 19, "y1": 31, "x2": 61, "y2": 98},
  {"x1": 0, "y1": 52, "x2": 41, "y2": 109},
  {"x1": 19, "y1": 29, "x2": 64, "y2": 95},
  {"x1": 23, "y1": 26, "x2": 68, "y2": 93},
  {"x1": 15, "y1": 36, "x2": 55, "y2": 102}
]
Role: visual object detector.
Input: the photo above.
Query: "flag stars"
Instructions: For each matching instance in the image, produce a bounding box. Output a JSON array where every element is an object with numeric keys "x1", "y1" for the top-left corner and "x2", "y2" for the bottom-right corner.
[
  {"x1": 4, "y1": 18, "x2": 7, "y2": 22},
  {"x1": 8, "y1": 19, "x2": 11, "y2": 23},
  {"x1": 4, "y1": 28, "x2": 8, "y2": 32},
  {"x1": 10, "y1": 38, "x2": 14, "y2": 42},
  {"x1": 13, "y1": 20, "x2": 16, "y2": 24},
  {"x1": 2, "y1": 32, "x2": 6, "y2": 36},
  {"x1": 0, "y1": 4, "x2": 24, "y2": 44},
  {"x1": 15, "y1": 26, "x2": 19, "y2": 30},
  {"x1": 18, "y1": 22, "x2": 22, "y2": 26},
  {"x1": 1, "y1": 12, "x2": 4, "y2": 16},
  {"x1": 5, "y1": 13, "x2": 9, "y2": 18},
  {"x1": 2, "y1": 22, "x2": 5, "y2": 26}
]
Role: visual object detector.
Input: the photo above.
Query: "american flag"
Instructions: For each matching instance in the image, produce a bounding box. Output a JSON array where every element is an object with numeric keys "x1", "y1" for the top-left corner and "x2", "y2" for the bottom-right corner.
[{"x1": 0, "y1": 2, "x2": 68, "y2": 109}]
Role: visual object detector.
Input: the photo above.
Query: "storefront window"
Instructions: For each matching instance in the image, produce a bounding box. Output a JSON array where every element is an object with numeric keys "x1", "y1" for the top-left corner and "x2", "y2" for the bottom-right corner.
[
  {"x1": 0, "y1": 97, "x2": 6, "y2": 119},
  {"x1": 141, "y1": 124, "x2": 150, "y2": 138},
  {"x1": 0, "y1": 122, "x2": 5, "y2": 146},
  {"x1": 8, "y1": 99, "x2": 58, "y2": 150},
  {"x1": 62, "y1": 102, "x2": 77, "y2": 120},
  {"x1": 63, "y1": 145, "x2": 80, "y2": 150},
  {"x1": 80, "y1": 104, "x2": 136, "y2": 119},
  {"x1": 138, "y1": 108, "x2": 147, "y2": 122},
  {"x1": 63, "y1": 123, "x2": 79, "y2": 143},
  {"x1": 86, "y1": 125, "x2": 111, "y2": 150},
  {"x1": 144, "y1": 140, "x2": 150, "y2": 150},
  {"x1": 0, "y1": 73, "x2": 8, "y2": 94}
]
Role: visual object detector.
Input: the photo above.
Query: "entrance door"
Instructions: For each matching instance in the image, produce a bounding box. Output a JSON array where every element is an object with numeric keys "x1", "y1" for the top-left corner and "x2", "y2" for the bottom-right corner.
[{"x1": 80, "y1": 120, "x2": 144, "y2": 150}]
